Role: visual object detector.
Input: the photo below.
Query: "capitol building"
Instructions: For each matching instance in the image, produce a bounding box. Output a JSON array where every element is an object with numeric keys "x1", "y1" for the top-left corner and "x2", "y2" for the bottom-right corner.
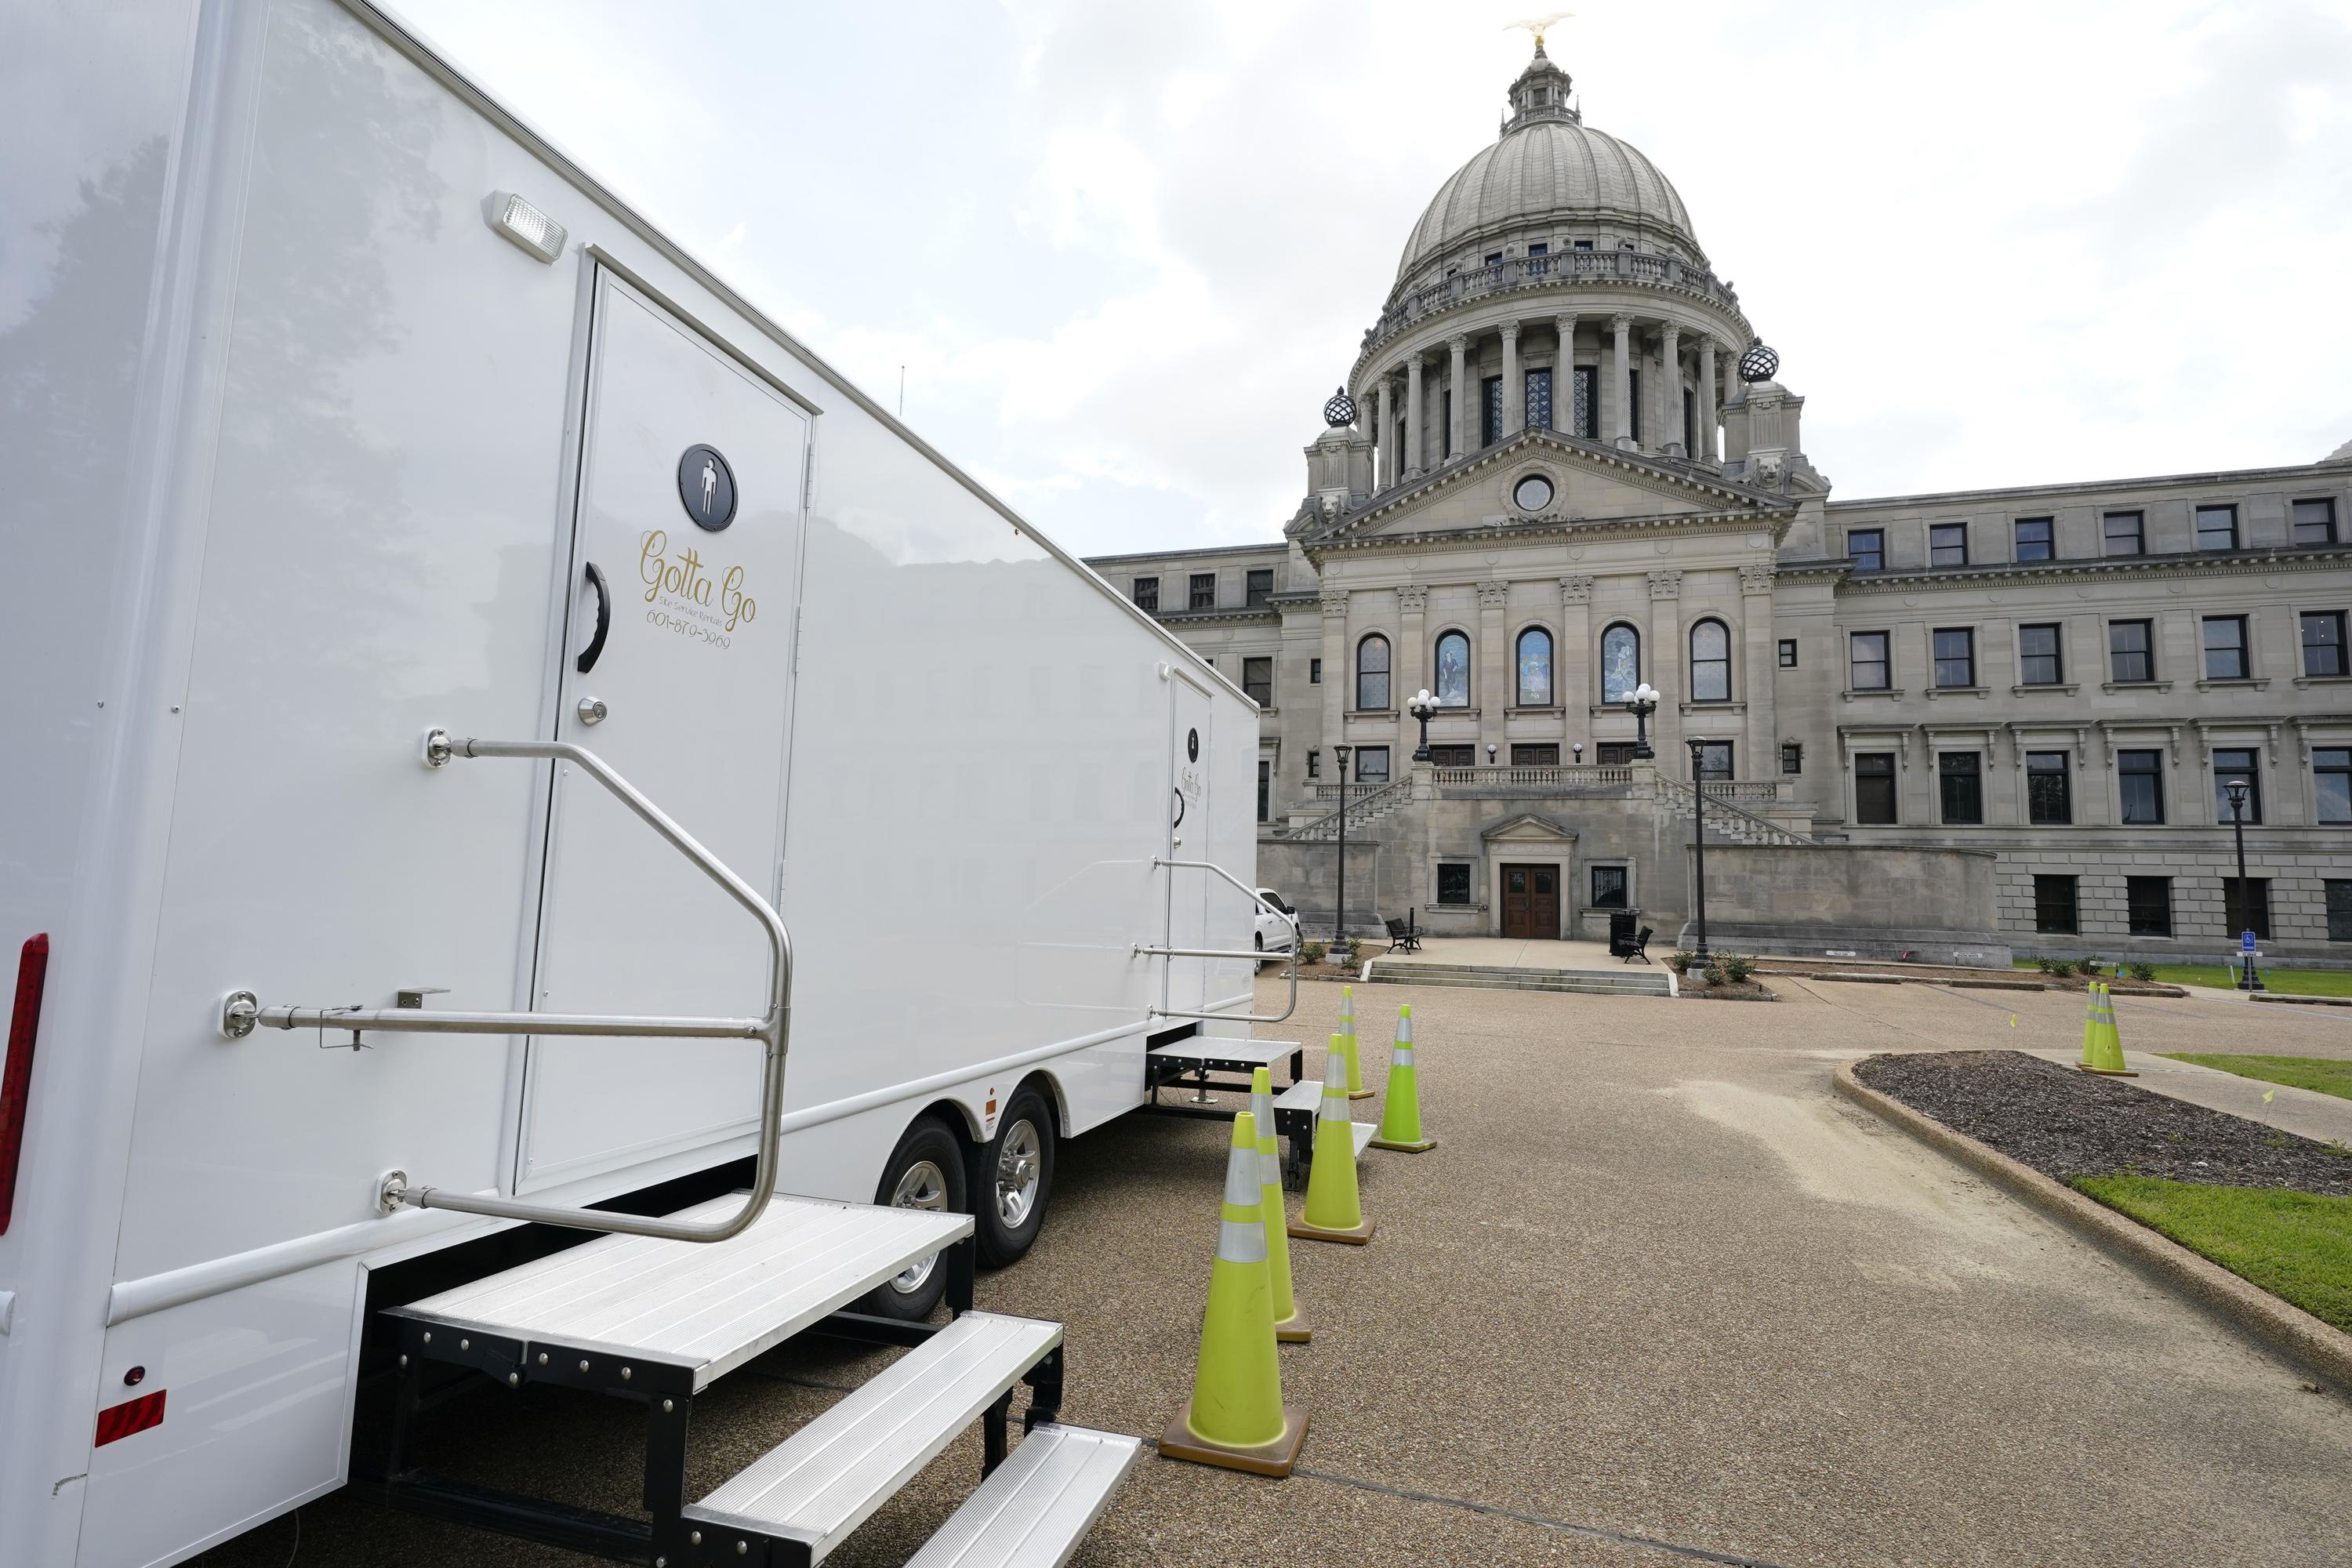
[{"x1": 1085, "y1": 42, "x2": 2352, "y2": 962}]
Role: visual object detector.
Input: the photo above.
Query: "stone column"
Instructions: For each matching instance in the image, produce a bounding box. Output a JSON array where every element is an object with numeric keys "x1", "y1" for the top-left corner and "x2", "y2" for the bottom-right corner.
[
  {"x1": 1397, "y1": 586, "x2": 1428, "y2": 721},
  {"x1": 1648, "y1": 569, "x2": 1682, "y2": 757},
  {"x1": 1610, "y1": 314, "x2": 1636, "y2": 450},
  {"x1": 1659, "y1": 322, "x2": 1684, "y2": 457},
  {"x1": 1404, "y1": 355, "x2": 1425, "y2": 478},
  {"x1": 1501, "y1": 323, "x2": 1523, "y2": 437},
  {"x1": 1697, "y1": 338, "x2": 1719, "y2": 464},
  {"x1": 1740, "y1": 564, "x2": 1777, "y2": 775},
  {"x1": 1553, "y1": 314, "x2": 1577, "y2": 435},
  {"x1": 1559, "y1": 575, "x2": 1594, "y2": 733},
  {"x1": 1447, "y1": 334, "x2": 1469, "y2": 460},
  {"x1": 1477, "y1": 580, "x2": 1510, "y2": 760},
  {"x1": 1376, "y1": 375, "x2": 1396, "y2": 491},
  {"x1": 1319, "y1": 591, "x2": 1348, "y2": 765}
]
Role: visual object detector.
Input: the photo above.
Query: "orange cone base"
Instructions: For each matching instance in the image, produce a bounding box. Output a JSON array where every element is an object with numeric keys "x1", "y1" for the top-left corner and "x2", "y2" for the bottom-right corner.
[
  {"x1": 1369, "y1": 1134, "x2": 1438, "y2": 1152},
  {"x1": 1287, "y1": 1215, "x2": 1374, "y2": 1245},
  {"x1": 2074, "y1": 1063, "x2": 2139, "y2": 1076},
  {"x1": 1160, "y1": 1401, "x2": 1309, "y2": 1478},
  {"x1": 1273, "y1": 1302, "x2": 1312, "y2": 1344}
]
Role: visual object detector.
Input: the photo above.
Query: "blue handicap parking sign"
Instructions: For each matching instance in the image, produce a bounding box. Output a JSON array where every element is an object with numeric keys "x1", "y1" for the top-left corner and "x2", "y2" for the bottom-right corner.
[{"x1": 2241, "y1": 930, "x2": 2258, "y2": 954}]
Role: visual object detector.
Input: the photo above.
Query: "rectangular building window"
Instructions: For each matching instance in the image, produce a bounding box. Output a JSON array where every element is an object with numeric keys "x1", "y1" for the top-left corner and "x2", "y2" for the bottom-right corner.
[
  {"x1": 1526, "y1": 367, "x2": 1552, "y2": 432},
  {"x1": 2014, "y1": 517, "x2": 2054, "y2": 561},
  {"x1": 1781, "y1": 742, "x2": 1803, "y2": 775},
  {"x1": 2103, "y1": 510, "x2": 2144, "y2": 556},
  {"x1": 1511, "y1": 743, "x2": 1559, "y2": 764},
  {"x1": 2318, "y1": 748, "x2": 2352, "y2": 824},
  {"x1": 1305, "y1": 749, "x2": 1319, "y2": 779},
  {"x1": 1938, "y1": 751, "x2": 1984, "y2": 824},
  {"x1": 1189, "y1": 572, "x2": 1216, "y2": 610},
  {"x1": 1481, "y1": 375, "x2": 1503, "y2": 446},
  {"x1": 1436, "y1": 863, "x2": 1472, "y2": 906},
  {"x1": 2201, "y1": 615, "x2": 2249, "y2": 680},
  {"x1": 1854, "y1": 753, "x2": 1897, "y2": 824},
  {"x1": 1257, "y1": 760, "x2": 1270, "y2": 822},
  {"x1": 2027, "y1": 750, "x2": 2072, "y2": 824},
  {"x1": 1428, "y1": 745, "x2": 1475, "y2": 767},
  {"x1": 1440, "y1": 390, "x2": 1453, "y2": 459},
  {"x1": 1573, "y1": 365, "x2": 1599, "y2": 438},
  {"x1": 1354, "y1": 746, "x2": 1389, "y2": 782},
  {"x1": 1848, "y1": 528, "x2": 1885, "y2": 572},
  {"x1": 1132, "y1": 576, "x2": 1159, "y2": 611},
  {"x1": 1242, "y1": 656, "x2": 1272, "y2": 706},
  {"x1": 2293, "y1": 497, "x2": 2339, "y2": 545},
  {"x1": 2127, "y1": 877, "x2": 2172, "y2": 937},
  {"x1": 1929, "y1": 522, "x2": 1969, "y2": 567},
  {"x1": 2327, "y1": 880, "x2": 2352, "y2": 942},
  {"x1": 1590, "y1": 866, "x2": 1629, "y2": 908},
  {"x1": 1627, "y1": 368, "x2": 1641, "y2": 443},
  {"x1": 1933, "y1": 627, "x2": 1976, "y2": 688},
  {"x1": 2019, "y1": 622, "x2": 2063, "y2": 685},
  {"x1": 1682, "y1": 388, "x2": 1696, "y2": 452},
  {"x1": 1483, "y1": 251, "x2": 1503, "y2": 266},
  {"x1": 2118, "y1": 749, "x2": 2165, "y2": 824},
  {"x1": 1308, "y1": 657, "x2": 1322, "y2": 684},
  {"x1": 1573, "y1": 238, "x2": 1595, "y2": 251},
  {"x1": 2109, "y1": 619, "x2": 2154, "y2": 683},
  {"x1": 2194, "y1": 503, "x2": 2239, "y2": 551},
  {"x1": 2223, "y1": 877, "x2": 2271, "y2": 941},
  {"x1": 1850, "y1": 631, "x2": 1891, "y2": 691},
  {"x1": 2212, "y1": 747, "x2": 2261, "y2": 824},
  {"x1": 1693, "y1": 742, "x2": 1734, "y2": 781},
  {"x1": 1778, "y1": 638, "x2": 1798, "y2": 668},
  {"x1": 2033, "y1": 875, "x2": 2079, "y2": 935},
  {"x1": 1246, "y1": 568, "x2": 1273, "y2": 608},
  {"x1": 2302, "y1": 611, "x2": 2346, "y2": 677},
  {"x1": 1596, "y1": 742, "x2": 1638, "y2": 765}
]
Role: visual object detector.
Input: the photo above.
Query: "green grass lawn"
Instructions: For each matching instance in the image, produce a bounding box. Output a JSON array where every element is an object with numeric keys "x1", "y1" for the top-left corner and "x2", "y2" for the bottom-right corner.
[
  {"x1": 2072, "y1": 1174, "x2": 2352, "y2": 1331},
  {"x1": 2013, "y1": 960, "x2": 2352, "y2": 996},
  {"x1": 2157, "y1": 1053, "x2": 2352, "y2": 1102}
]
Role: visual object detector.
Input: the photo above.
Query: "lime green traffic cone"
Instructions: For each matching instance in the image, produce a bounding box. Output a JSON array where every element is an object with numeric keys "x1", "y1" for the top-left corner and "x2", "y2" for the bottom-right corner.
[
  {"x1": 2077, "y1": 983, "x2": 2100, "y2": 1066},
  {"x1": 1160, "y1": 1112, "x2": 1308, "y2": 1475},
  {"x1": 1249, "y1": 1067, "x2": 1310, "y2": 1342},
  {"x1": 2077, "y1": 982, "x2": 2136, "y2": 1076},
  {"x1": 1370, "y1": 1004, "x2": 1436, "y2": 1152},
  {"x1": 1290, "y1": 1040, "x2": 1374, "y2": 1244},
  {"x1": 1338, "y1": 985, "x2": 1371, "y2": 1100}
]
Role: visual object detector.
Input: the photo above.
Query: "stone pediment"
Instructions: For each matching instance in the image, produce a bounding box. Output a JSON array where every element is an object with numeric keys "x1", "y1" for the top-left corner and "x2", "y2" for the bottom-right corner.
[
  {"x1": 1307, "y1": 428, "x2": 1788, "y2": 551},
  {"x1": 1479, "y1": 812, "x2": 1578, "y2": 844}
]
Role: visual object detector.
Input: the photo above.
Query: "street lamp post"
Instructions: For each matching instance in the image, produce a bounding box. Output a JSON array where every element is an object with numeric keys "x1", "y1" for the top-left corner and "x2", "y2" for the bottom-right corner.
[
  {"x1": 2225, "y1": 778, "x2": 2264, "y2": 992},
  {"x1": 1408, "y1": 688, "x2": 1436, "y2": 761},
  {"x1": 1332, "y1": 743, "x2": 1352, "y2": 956},
  {"x1": 1686, "y1": 737, "x2": 1714, "y2": 969},
  {"x1": 1626, "y1": 682, "x2": 1660, "y2": 760}
]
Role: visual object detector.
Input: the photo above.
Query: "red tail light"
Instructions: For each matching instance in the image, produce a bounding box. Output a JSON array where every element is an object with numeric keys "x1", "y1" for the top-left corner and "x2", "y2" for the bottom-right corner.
[
  {"x1": 95, "y1": 1390, "x2": 166, "y2": 1446},
  {"x1": 0, "y1": 934, "x2": 49, "y2": 1236}
]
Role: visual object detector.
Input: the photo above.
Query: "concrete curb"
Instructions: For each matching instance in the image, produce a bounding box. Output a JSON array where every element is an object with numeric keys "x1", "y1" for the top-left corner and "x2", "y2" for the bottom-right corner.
[
  {"x1": 2252, "y1": 993, "x2": 2352, "y2": 1009},
  {"x1": 1832, "y1": 1059, "x2": 2352, "y2": 1392}
]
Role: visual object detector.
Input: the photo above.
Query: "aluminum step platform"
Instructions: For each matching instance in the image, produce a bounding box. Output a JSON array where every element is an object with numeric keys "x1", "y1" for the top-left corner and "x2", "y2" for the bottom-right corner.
[
  {"x1": 902, "y1": 1424, "x2": 1142, "y2": 1568},
  {"x1": 1273, "y1": 1077, "x2": 1376, "y2": 1158},
  {"x1": 388, "y1": 1192, "x2": 971, "y2": 1392},
  {"x1": 1147, "y1": 1036, "x2": 1301, "y2": 1069},
  {"x1": 684, "y1": 1311, "x2": 1063, "y2": 1563}
]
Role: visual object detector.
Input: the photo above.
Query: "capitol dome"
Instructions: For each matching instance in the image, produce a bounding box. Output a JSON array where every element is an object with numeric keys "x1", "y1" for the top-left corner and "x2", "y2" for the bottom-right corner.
[{"x1": 1392, "y1": 45, "x2": 1704, "y2": 289}]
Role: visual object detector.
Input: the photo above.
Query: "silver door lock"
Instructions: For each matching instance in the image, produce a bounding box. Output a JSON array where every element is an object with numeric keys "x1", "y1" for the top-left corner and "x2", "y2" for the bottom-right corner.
[{"x1": 576, "y1": 696, "x2": 608, "y2": 725}]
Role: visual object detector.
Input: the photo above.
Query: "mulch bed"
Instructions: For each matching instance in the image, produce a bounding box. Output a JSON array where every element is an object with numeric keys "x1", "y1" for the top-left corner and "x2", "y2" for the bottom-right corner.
[
  {"x1": 1854, "y1": 1050, "x2": 2352, "y2": 1197},
  {"x1": 1678, "y1": 978, "x2": 1777, "y2": 1001}
]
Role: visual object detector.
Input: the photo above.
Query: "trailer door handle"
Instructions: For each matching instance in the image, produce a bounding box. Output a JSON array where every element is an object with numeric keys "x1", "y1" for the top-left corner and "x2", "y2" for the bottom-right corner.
[{"x1": 576, "y1": 562, "x2": 610, "y2": 674}]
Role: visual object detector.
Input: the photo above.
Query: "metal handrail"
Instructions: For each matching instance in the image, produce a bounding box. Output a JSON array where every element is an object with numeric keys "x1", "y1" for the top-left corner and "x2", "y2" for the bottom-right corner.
[
  {"x1": 1134, "y1": 857, "x2": 1298, "y2": 1024},
  {"x1": 216, "y1": 729, "x2": 792, "y2": 1243}
]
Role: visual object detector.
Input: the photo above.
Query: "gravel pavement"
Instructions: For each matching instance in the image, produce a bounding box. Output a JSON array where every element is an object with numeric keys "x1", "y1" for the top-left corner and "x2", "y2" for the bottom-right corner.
[{"x1": 197, "y1": 975, "x2": 2352, "y2": 1568}]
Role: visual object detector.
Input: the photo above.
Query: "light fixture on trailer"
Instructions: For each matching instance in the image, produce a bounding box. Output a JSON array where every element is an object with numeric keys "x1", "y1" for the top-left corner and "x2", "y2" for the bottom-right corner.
[{"x1": 485, "y1": 191, "x2": 566, "y2": 263}]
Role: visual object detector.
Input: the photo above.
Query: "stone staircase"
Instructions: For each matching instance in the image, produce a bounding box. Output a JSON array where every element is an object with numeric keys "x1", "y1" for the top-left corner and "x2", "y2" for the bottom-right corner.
[
  {"x1": 1276, "y1": 776, "x2": 1414, "y2": 842},
  {"x1": 1362, "y1": 959, "x2": 1671, "y2": 996},
  {"x1": 1649, "y1": 773, "x2": 1813, "y2": 846}
]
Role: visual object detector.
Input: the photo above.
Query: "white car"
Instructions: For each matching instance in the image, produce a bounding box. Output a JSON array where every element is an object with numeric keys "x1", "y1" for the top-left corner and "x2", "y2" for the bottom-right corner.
[{"x1": 1254, "y1": 888, "x2": 1299, "y2": 956}]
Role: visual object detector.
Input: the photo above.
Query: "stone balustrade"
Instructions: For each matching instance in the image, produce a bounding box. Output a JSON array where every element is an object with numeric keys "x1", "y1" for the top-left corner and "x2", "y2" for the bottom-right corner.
[{"x1": 1362, "y1": 249, "x2": 1740, "y2": 358}]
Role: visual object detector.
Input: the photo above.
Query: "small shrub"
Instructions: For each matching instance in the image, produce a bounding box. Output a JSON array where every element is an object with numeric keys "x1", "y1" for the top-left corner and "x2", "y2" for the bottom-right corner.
[
  {"x1": 2049, "y1": 958, "x2": 2080, "y2": 978},
  {"x1": 2082, "y1": 955, "x2": 2107, "y2": 977},
  {"x1": 2127, "y1": 961, "x2": 2157, "y2": 983},
  {"x1": 1301, "y1": 939, "x2": 1327, "y2": 966},
  {"x1": 2034, "y1": 955, "x2": 2060, "y2": 976},
  {"x1": 1722, "y1": 953, "x2": 1755, "y2": 983},
  {"x1": 1667, "y1": 950, "x2": 1693, "y2": 975},
  {"x1": 1341, "y1": 935, "x2": 1363, "y2": 966}
]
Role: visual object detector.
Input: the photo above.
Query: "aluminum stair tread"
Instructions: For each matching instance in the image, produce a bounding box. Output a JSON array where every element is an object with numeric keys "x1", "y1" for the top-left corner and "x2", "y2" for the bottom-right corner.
[
  {"x1": 686, "y1": 1311, "x2": 1062, "y2": 1560},
  {"x1": 388, "y1": 1193, "x2": 971, "y2": 1391},
  {"x1": 1148, "y1": 1038, "x2": 1298, "y2": 1068},
  {"x1": 1269, "y1": 1081, "x2": 1376, "y2": 1156},
  {"x1": 902, "y1": 1425, "x2": 1141, "y2": 1568}
]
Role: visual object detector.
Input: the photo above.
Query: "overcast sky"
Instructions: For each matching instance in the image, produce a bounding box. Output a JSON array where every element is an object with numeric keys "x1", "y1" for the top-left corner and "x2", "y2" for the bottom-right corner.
[{"x1": 399, "y1": 0, "x2": 2352, "y2": 557}]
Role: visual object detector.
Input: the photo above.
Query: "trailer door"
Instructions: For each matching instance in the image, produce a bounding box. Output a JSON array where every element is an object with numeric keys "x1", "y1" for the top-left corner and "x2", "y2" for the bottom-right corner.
[
  {"x1": 1163, "y1": 670, "x2": 1215, "y2": 1018},
  {"x1": 519, "y1": 270, "x2": 810, "y2": 1189}
]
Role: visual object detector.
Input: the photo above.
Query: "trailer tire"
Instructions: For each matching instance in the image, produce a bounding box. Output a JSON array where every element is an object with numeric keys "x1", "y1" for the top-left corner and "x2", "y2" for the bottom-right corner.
[
  {"x1": 971, "y1": 1085, "x2": 1056, "y2": 1269},
  {"x1": 862, "y1": 1114, "x2": 968, "y2": 1320}
]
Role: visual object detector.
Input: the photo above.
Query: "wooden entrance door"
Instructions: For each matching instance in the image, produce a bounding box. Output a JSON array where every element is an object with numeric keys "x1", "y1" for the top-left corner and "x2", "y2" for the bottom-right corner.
[{"x1": 1501, "y1": 864, "x2": 1560, "y2": 939}]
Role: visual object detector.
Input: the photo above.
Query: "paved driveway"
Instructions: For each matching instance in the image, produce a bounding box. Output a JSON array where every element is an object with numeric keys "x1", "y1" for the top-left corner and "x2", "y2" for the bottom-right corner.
[{"x1": 199, "y1": 976, "x2": 2352, "y2": 1567}]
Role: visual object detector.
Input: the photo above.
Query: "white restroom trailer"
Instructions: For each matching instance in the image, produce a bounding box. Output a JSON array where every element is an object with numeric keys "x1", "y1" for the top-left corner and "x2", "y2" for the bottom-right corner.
[{"x1": 0, "y1": 2, "x2": 1294, "y2": 1563}]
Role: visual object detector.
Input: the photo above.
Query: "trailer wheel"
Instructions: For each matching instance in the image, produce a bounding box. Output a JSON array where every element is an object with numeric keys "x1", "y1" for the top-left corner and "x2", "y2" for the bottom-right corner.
[
  {"x1": 971, "y1": 1085, "x2": 1056, "y2": 1269},
  {"x1": 862, "y1": 1115, "x2": 968, "y2": 1320}
]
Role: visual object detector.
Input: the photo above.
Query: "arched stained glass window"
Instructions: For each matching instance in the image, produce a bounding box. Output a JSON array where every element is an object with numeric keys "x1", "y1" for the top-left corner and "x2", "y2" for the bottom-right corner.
[
  {"x1": 1690, "y1": 619, "x2": 1730, "y2": 702},
  {"x1": 1434, "y1": 631, "x2": 1470, "y2": 706},
  {"x1": 1516, "y1": 627, "x2": 1553, "y2": 706},
  {"x1": 1601, "y1": 624, "x2": 1640, "y2": 703},
  {"x1": 1356, "y1": 633, "x2": 1391, "y2": 711}
]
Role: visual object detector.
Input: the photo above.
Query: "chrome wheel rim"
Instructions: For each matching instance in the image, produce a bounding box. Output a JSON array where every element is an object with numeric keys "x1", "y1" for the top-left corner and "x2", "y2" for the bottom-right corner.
[
  {"x1": 995, "y1": 1120, "x2": 1042, "y2": 1229},
  {"x1": 886, "y1": 1158, "x2": 949, "y2": 1294}
]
